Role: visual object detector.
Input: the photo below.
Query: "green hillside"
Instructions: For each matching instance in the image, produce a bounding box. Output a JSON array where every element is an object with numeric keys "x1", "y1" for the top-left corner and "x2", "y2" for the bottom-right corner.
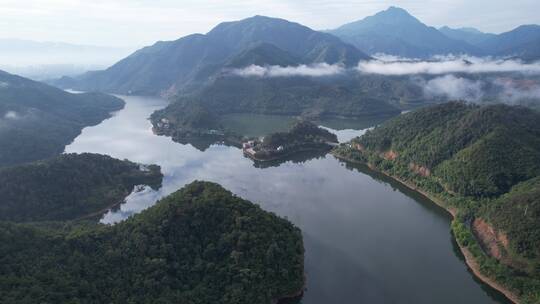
[
  {"x1": 0, "y1": 70, "x2": 124, "y2": 167},
  {"x1": 333, "y1": 102, "x2": 540, "y2": 302},
  {"x1": 0, "y1": 181, "x2": 304, "y2": 304},
  {"x1": 151, "y1": 75, "x2": 406, "y2": 147},
  {"x1": 0, "y1": 153, "x2": 162, "y2": 222},
  {"x1": 353, "y1": 102, "x2": 540, "y2": 197}
]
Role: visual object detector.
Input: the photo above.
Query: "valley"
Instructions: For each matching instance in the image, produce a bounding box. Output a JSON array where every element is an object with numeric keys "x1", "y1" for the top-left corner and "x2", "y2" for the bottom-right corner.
[
  {"x1": 1, "y1": 3, "x2": 540, "y2": 303},
  {"x1": 64, "y1": 95, "x2": 511, "y2": 303}
]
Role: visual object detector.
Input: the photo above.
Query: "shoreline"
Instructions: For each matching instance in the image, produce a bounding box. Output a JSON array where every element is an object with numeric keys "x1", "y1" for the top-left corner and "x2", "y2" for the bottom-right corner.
[{"x1": 331, "y1": 152, "x2": 520, "y2": 304}]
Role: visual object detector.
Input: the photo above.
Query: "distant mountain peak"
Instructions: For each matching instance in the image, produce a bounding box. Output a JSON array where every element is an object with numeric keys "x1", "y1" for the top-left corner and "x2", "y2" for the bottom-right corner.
[
  {"x1": 329, "y1": 7, "x2": 482, "y2": 58},
  {"x1": 459, "y1": 27, "x2": 485, "y2": 34},
  {"x1": 513, "y1": 24, "x2": 540, "y2": 32},
  {"x1": 373, "y1": 6, "x2": 420, "y2": 24},
  {"x1": 386, "y1": 6, "x2": 411, "y2": 14}
]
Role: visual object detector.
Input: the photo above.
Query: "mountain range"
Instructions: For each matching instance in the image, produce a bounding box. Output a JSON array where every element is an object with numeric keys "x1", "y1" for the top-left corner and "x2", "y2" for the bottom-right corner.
[
  {"x1": 329, "y1": 6, "x2": 540, "y2": 60},
  {"x1": 55, "y1": 15, "x2": 369, "y2": 96},
  {"x1": 328, "y1": 7, "x2": 482, "y2": 58},
  {"x1": 53, "y1": 7, "x2": 540, "y2": 99}
]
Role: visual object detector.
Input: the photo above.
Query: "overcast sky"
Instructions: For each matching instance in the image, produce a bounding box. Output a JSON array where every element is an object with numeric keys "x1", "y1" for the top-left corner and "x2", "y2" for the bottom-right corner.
[{"x1": 1, "y1": 0, "x2": 539, "y2": 48}]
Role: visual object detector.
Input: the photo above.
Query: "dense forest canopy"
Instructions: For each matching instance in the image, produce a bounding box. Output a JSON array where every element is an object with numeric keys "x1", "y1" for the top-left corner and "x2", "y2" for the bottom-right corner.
[
  {"x1": 483, "y1": 177, "x2": 540, "y2": 264},
  {"x1": 0, "y1": 181, "x2": 304, "y2": 304},
  {"x1": 261, "y1": 120, "x2": 338, "y2": 149},
  {"x1": 0, "y1": 70, "x2": 124, "y2": 167},
  {"x1": 357, "y1": 102, "x2": 540, "y2": 197},
  {"x1": 0, "y1": 153, "x2": 162, "y2": 222}
]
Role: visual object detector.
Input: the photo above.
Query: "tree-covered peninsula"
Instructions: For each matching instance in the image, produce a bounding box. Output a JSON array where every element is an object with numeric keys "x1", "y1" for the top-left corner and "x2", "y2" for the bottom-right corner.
[
  {"x1": 0, "y1": 153, "x2": 162, "y2": 222},
  {"x1": 333, "y1": 102, "x2": 540, "y2": 303},
  {"x1": 243, "y1": 120, "x2": 338, "y2": 161},
  {"x1": 0, "y1": 181, "x2": 305, "y2": 304}
]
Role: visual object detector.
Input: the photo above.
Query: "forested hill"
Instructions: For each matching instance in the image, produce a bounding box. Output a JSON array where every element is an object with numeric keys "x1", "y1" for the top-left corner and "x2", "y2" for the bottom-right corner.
[
  {"x1": 150, "y1": 75, "x2": 403, "y2": 148},
  {"x1": 333, "y1": 102, "x2": 540, "y2": 302},
  {"x1": 0, "y1": 70, "x2": 124, "y2": 167},
  {"x1": 0, "y1": 181, "x2": 304, "y2": 304},
  {"x1": 354, "y1": 102, "x2": 540, "y2": 197},
  {"x1": 0, "y1": 153, "x2": 162, "y2": 222}
]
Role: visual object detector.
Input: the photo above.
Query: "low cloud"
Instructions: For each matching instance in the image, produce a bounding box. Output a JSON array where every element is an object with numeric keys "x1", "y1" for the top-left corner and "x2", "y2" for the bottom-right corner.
[
  {"x1": 492, "y1": 78, "x2": 540, "y2": 102},
  {"x1": 414, "y1": 75, "x2": 540, "y2": 103},
  {"x1": 419, "y1": 75, "x2": 484, "y2": 101},
  {"x1": 4, "y1": 111, "x2": 19, "y2": 119},
  {"x1": 357, "y1": 55, "x2": 540, "y2": 75},
  {"x1": 372, "y1": 53, "x2": 420, "y2": 62},
  {"x1": 230, "y1": 63, "x2": 345, "y2": 78}
]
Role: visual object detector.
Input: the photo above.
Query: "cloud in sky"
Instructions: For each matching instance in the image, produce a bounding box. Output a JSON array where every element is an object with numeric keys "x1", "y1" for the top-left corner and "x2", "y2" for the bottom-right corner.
[
  {"x1": 3, "y1": 111, "x2": 19, "y2": 120},
  {"x1": 0, "y1": 0, "x2": 539, "y2": 47},
  {"x1": 230, "y1": 63, "x2": 345, "y2": 77},
  {"x1": 357, "y1": 56, "x2": 540, "y2": 75}
]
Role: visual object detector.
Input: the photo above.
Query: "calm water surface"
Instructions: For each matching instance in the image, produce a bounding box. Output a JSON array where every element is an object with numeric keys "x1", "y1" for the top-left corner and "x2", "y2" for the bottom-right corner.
[{"x1": 65, "y1": 95, "x2": 509, "y2": 304}]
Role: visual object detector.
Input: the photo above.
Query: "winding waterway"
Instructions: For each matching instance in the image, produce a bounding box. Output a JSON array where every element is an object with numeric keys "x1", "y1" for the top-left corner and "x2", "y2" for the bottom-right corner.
[{"x1": 65, "y1": 95, "x2": 509, "y2": 304}]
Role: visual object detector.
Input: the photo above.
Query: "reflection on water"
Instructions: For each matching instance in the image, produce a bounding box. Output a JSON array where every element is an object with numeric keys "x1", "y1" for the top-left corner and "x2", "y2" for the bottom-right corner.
[
  {"x1": 65, "y1": 95, "x2": 509, "y2": 304},
  {"x1": 250, "y1": 149, "x2": 329, "y2": 169}
]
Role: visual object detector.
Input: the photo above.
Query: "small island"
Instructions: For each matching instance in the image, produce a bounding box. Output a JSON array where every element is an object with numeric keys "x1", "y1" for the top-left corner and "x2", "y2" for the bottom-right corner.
[{"x1": 243, "y1": 120, "x2": 338, "y2": 162}]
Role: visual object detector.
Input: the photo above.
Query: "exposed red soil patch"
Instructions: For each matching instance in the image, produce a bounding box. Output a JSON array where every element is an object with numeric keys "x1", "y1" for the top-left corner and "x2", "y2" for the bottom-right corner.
[
  {"x1": 473, "y1": 218, "x2": 509, "y2": 260},
  {"x1": 382, "y1": 150, "x2": 398, "y2": 161},
  {"x1": 409, "y1": 162, "x2": 431, "y2": 177}
]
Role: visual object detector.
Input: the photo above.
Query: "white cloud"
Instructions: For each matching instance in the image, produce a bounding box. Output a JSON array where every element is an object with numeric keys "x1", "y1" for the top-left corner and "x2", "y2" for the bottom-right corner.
[
  {"x1": 3, "y1": 111, "x2": 19, "y2": 119},
  {"x1": 419, "y1": 75, "x2": 484, "y2": 101},
  {"x1": 413, "y1": 74, "x2": 540, "y2": 103},
  {"x1": 357, "y1": 56, "x2": 540, "y2": 75},
  {"x1": 493, "y1": 77, "x2": 540, "y2": 102},
  {"x1": 230, "y1": 63, "x2": 345, "y2": 78},
  {"x1": 372, "y1": 53, "x2": 420, "y2": 62}
]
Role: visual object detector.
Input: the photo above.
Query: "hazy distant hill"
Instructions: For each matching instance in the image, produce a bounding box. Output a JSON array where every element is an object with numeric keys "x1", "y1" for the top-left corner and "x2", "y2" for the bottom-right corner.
[
  {"x1": 0, "y1": 39, "x2": 134, "y2": 79},
  {"x1": 0, "y1": 70, "x2": 124, "y2": 167},
  {"x1": 329, "y1": 7, "x2": 482, "y2": 58},
  {"x1": 438, "y1": 26, "x2": 496, "y2": 46},
  {"x1": 477, "y1": 25, "x2": 540, "y2": 61},
  {"x1": 330, "y1": 6, "x2": 540, "y2": 61},
  {"x1": 56, "y1": 16, "x2": 369, "y2": 96}
]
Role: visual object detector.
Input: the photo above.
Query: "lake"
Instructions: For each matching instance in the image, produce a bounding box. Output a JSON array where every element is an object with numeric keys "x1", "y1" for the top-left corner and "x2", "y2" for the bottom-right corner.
[{"x1": 65, "y1": 95, "x2": 509, "y2": 304}]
